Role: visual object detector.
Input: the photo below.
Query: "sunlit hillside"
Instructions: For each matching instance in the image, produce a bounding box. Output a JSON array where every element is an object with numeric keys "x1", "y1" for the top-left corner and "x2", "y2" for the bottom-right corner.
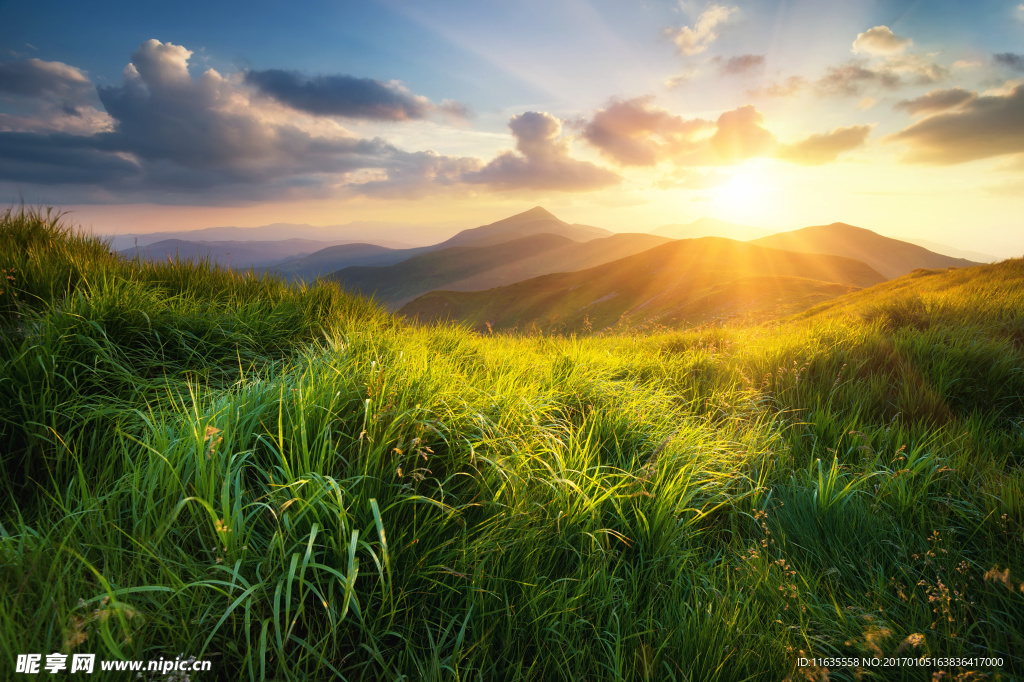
[
  {"x1": 752, "y1": 223, "x2": 980, "y2": 279},
  {"x1": 330, "y1": 231, "x2": 670, "y2": 307},
  {"x1": 2, "y1": 208, "x2": 1021, "y2": 680},
  {"x1": 400, "y1": 236, "x2": 885, "y2": 333}
]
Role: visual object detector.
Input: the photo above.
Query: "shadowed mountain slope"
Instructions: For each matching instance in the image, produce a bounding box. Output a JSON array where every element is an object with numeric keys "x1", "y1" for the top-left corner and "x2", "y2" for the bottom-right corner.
[
  {"x1": 276, "y1": 206, "x2": 613, "y2": 282},
  {"x1": 273, "y1": 243, "x2": 421, "y2": 281},
  {"x1": 400, "y1": 237, "x2": 885, "y2": 333},
  {"x1": 752, "y1": 222, "x2": 979, "y2": 279},
  {"x1": 330, "y1": 231, "x2": 672, "y2": 307}
]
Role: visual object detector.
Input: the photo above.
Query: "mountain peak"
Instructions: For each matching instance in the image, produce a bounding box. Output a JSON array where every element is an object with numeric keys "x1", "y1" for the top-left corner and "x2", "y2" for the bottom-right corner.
[{"x1": 516, "y1": 206, "x2": 558, "y2": 220}]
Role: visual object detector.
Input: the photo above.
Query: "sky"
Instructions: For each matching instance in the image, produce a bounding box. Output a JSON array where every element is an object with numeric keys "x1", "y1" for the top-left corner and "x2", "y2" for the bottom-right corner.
[{"x1": 1, "y1": 0, "x2": 1022, "y2": 256}]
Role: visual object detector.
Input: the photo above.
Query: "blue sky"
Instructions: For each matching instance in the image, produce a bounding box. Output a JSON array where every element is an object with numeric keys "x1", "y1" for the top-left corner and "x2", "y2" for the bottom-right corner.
[{"x1": 1, "y1": 0, "x2": 1022, "y2": 254}]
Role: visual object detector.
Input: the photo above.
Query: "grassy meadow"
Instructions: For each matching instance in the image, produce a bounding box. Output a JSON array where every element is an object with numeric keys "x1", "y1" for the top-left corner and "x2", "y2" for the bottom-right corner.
[{"x1": 1, "y1": 207, "x2": 1022, "y2": 680}]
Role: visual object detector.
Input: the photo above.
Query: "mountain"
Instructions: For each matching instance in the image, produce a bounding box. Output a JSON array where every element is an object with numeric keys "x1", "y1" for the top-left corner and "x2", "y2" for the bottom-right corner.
[
  {"x1": 118, "y1": 238, "x2": 345, "y2": 268},
  {"x1": 329, "y1": 231, "x2": 671, "y2": 307},
  {"x1": 437, "y1": 207, "x2": 611, "y2": 248},
  {"x1": 751, "y1": 223, "x2": 979, "y2": 279},
  {"x1": 272, "y1": 243, "x2": 424, "y2": 281},
  {"x1": 104, "y1": 221, "x2": 438, "y2": 251},
  {"x1": 652, "y1": 217, "x2": 770, "y2": 241},
  {"x1": 399, "y1": 237, "x2": 886, "y2": 333},
  {"x1": 903, "y1": 238, "x2": 996, "y2": 263},
  {"x1": 276, "y1": 207, "x2": 615, "y2": 283}
]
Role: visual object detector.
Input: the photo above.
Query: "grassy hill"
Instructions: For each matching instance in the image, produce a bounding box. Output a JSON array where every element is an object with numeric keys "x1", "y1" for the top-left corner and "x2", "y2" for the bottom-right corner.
[
  {"x1": 400, "y1": 237, "x2": 885, "y2": 333},
  {"x1": 752, "y1": 222, "x2": 979, "y2": 279},
  {"x1": 2, "y1": 207, "x2": 1021, "y2": 680},
  {"x1": 330, "y1": 232, "x2": 671, "y2": 307}
]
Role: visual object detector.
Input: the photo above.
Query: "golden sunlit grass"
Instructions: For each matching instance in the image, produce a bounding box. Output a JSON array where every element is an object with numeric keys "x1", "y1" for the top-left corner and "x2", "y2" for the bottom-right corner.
[{"x1": 1, "y1": 206, "x2": 1022, "y2": 680}]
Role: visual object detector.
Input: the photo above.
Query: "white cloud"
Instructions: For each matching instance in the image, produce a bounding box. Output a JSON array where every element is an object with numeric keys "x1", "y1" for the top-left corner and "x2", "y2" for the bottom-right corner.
[
  {"x1": 669, "y1": 4, "x2": 738, "y2": 56},
  {"x1": 852, "y1": 26, "x2": 912, "y2": 55}
]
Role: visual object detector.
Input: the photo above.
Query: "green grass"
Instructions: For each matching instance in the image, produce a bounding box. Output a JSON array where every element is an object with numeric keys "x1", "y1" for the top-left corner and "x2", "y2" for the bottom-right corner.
[{"x1": 1, "y1": 206, "x2": 1022, "y2": 680}]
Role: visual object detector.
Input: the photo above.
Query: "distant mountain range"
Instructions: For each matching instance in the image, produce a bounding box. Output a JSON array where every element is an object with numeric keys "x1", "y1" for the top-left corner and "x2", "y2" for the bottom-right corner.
[
  {"x1": 118, "y1": 238, "x2": 349, "y2": 268},
  {"x1": 329, "y1": 230, "x2": 670, "y2": 307},
  {"x1": 399, "y1": 237, "x2": 887, "y2": 333},
  {"x1": 105, "y1": 221, "x2": 446, "y2": 251},
  {"x1": 103, "y1": 206, "x2": 986, "y2": 333},
  {"x1": 271, "y1": 206, "x2": 615, "y2": 282},
  {"x1": 652, "y1": 217, "x2": 770, "y2": 241}
]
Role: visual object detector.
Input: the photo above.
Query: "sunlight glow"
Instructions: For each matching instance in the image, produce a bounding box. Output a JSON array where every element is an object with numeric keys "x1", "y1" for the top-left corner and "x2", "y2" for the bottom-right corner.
[{"x1": 710, "y1": 166, "x2": 776, "y2": 222}]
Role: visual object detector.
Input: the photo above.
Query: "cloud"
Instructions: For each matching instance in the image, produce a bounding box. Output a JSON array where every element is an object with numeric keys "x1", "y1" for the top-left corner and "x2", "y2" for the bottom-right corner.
[
  {"x1": 886, "y1": 84, "x2": 1024, "y2": 164},
  {"x1": 747, "y1": 76, "x2": 808, "y2": 98},
  {"x1": 814, "y1": 55, "x2": 947, "y2": 96},
  {"x1": 668, "y1": 4, "x2": 738, "y2": 56},
  {"x1": 664, "y1": 70, "x2": 697, "y2": 90},
  {"x1": 811, "y1": 26, "x2": 947, "y2": 98},
  {"x1": 0, "y1": 57, "x2": 113, "y2": 134},
  {"x1": 0, "y1": 58, "x2": 93, "y2": 101},
  {"x1": 580, "y1": 99, "x2": 868, "y2": 168},
  {"x1": 709, "y1": 105, "x2": 776, "y2": 163},
  {"x1": 816, "y1": 61, "x2": 902, "y2": 96},
  {"x1": 778, "y1": 125, "x2": 872, "y2": 164},
  {"x1": 581, "y1": 97, "x2": 712, "y2": 166},
  {"x1": 894, "y1": 88, "x2": 976, "y2": 115},
  {"x1": 464, "y1": 111, "x2": 620, "y2": 191},
  {"x1": 994, "y1": 53, "x2": 1024, "y2": 73},
  {"x1": 94, "y1": 41, "x2": 391, "y2": 174},
  {"x1": 0, "y1": 39, "x2": 479, "y2": 201},
  {"x1": 884, "y1": 54, "x2": 949, "y2": 84},
  {"x1": 348, "y1": 150, "x2": 481, "y2": 199},
  {"x1": 0, "y1": 131, "x2": 140, "y2": 185},
  {"x1": 715, "y1": 54, "x2": 765, "y2": 76},
  {"x1": 244, "y1": 69, "x2": 467, "y2": 121},
  {"x1": 852, "y1": 26, "x2": 912, "y2": 55}
]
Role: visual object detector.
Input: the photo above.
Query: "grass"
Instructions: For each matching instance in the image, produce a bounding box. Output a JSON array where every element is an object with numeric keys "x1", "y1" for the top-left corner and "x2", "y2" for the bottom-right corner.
[{"x1": 1, "y1": 206, "x2": 1022, "y2": 680}]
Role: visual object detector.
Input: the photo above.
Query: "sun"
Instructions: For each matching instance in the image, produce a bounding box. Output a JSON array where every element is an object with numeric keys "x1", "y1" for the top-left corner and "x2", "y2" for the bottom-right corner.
[{"x1": 710, "y1": 165, "x2": 777, "y2": 222}]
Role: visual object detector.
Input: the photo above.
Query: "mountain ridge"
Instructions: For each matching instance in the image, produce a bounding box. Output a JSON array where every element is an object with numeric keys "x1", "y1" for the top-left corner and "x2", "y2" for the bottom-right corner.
[
  {"x1": 752, "y1": 222, "x2": 979, "y2": 279},
  {"x1": 399, "y1": 236, "x2": 887, "y2": 333}
]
